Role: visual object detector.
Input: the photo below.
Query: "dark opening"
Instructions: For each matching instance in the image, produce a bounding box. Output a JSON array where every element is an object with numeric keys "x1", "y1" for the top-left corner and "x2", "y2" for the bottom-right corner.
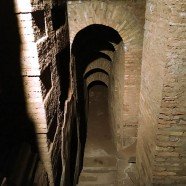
[
  {"x1": 55, "y1": 154, "x2": 62, "y2": 186},
  {"x1": 47, "y1": 113, "x2": 58, "y2": 144},
  {"x1": 87, "y1": 80, "x2": 108, "y2": 90},
  {"x1": 56, "y1": 45, "x2": 70, "y2": 111},
  {"x1": 51, "y1": 4, "x2": 66, "y2": 30},
  {"x1": 69, "y1": 117, "x2": 78, "y2": 185},
  {"x1": 40, "y1": 64, "x2": 52, "y2": 98},
  {"x1": 32, "y1": 10, "x2": 45, "y2": 40}
]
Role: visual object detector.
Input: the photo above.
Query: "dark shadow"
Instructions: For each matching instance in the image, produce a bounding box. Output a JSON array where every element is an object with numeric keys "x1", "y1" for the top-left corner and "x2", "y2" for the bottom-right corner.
[
  {"x1": 87, "y1": 80, "x2": 108, "y2": 90},
  {"x1": 47, "y1": 113, "x2": 57, "y2": 144},
  {"x1": 56, "y1": 44, "x2": 71, "y2": 186},
  {"x1": 72, "y1": 24, "x2": 121, "y2": 72},
  {"x1": 69, "y1": 117, "x2": 78, "y2": 186},
  {"x1": 40, "y1": 64, "x2": 52, "y2": 98},
  {"x1": 73, "y1": 39, "x2": 115, "y2": 61},
  {"x1": 55, "y1": 153, "x2": 62, "y2": 186},
  {"x1": 72, "y1": 24, "x2": 121, "y2": 54},
  {"x1": 89, "y1": 52, "x2": 112, "y2": 62},
  {"x1": 62, "y1": 114, "x2": 78, "y2": 186},
  {"x1": 56, "y1": 45, "x2": 70, "y2": 112},
  {"x1": 0, "y1": 0, "x2": 38, "y2": 184},
  {"x1": 32, "y1": 10, "x2": 45, "y2": 39},
  {"x1": 51, "y1": 3, "x2": 67, "y2": 30}
]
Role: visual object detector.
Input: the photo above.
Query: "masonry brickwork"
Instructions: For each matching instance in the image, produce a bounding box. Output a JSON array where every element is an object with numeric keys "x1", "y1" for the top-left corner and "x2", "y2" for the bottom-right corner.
[{"x1": 137, "y1": 0, "x2": 186, "y2": 185}]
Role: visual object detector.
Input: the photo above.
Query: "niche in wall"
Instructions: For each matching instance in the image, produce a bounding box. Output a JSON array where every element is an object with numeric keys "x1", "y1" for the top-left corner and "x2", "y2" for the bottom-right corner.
[
  {"x1": 51, "y1": 4, "x2": 66, "y2": 30},
  {"x1": 56, "y1": 46, "x2": 70, "y2": 111},
  {"x1": 40, "y1": 64, "x2": 52, "y2": 98},
  {"x1": 32, "y1": 10, "x2": 46, "y2": 41}
]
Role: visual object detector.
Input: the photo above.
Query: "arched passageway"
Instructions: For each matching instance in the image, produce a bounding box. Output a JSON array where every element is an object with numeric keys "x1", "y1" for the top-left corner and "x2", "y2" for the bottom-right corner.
[
  {"x1": 67, "y1": 1, "x2": 145, "y2": 184},
  {"x1": 71, "y1": 24, "x2": 136, "y2": 185},
  {"x1": 68, "y1": 0, "x2": 145, "y2": 155},
  {"x1": 79, "y1": 82, "x2": 117, "y2": 185},
  {"x1": 85, "y1": 69, "x2": 114, "y2": 177},
  {"x1": 71, "y1": 24, "x2": 122, "y2": 161}
]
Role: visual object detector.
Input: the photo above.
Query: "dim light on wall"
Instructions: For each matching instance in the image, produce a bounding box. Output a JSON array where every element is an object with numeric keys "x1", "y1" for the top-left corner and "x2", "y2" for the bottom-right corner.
[
  {"x1": 15, "y1": 0, "x2": 48, "y2": 134},
  {"x1": 14, "y1": 0, "x2": 32, "y2": 13}
]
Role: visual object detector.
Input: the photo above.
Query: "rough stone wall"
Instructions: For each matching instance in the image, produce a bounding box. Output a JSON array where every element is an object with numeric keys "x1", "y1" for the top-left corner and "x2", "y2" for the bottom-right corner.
[
  {"x1": 14, "y1": 0, "x2": 69, "y2": 185},
  {"x1": 137, "y1": 0, "x2": 186, "y2": 185}
]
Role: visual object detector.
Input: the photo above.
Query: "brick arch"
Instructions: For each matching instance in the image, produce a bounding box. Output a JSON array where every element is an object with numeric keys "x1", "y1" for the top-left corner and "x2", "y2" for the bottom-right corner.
[
  {"x1": 100, "y1": 50, "x2": 114, "y2": 61},
  {"x1": 68, "y1": 0, "x2": 143, "y2": 49},
  {"x1": 85, "y1": 72, "x2": 109, "y2": 87},
  {"x1": 84, "y1": 58, "x2": 111, "y2": 77},
  {"x1": 68, "y1": 0, "x2": 145, "y2": 153}
]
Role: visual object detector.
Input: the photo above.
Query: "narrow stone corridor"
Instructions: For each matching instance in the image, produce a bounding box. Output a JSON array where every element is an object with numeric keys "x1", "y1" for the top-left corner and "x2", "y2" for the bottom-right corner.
[
  {"x1": 1, "y1": 0, "x2": 185, "y2": 185},
  {"x1": 78, "y1": 84, "x2": 117, "y2": 185}
]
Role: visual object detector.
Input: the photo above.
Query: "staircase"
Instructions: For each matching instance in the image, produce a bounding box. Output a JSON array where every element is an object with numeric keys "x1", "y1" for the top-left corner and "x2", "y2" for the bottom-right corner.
[
  {"x1": 77, "y1": 86, "x2": 138, "y2": 186},
  {"x1": 77, "y1": 156, "x2": 117, "y2": 186}
]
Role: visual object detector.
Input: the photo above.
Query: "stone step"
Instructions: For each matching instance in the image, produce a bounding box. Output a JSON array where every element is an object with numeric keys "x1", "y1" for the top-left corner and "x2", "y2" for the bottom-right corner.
[
  {"x1": 78, "y1": 171, "x2": 116, "y2": 185},
  {"x1": 83, "y1": 156, "x2": 117, "y2": 171}
]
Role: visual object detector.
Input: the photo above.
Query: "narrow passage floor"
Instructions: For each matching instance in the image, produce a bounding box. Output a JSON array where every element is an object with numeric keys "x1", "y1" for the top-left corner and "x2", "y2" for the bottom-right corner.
[{"x1": 78, "y1": 85, "x2": 117, "y2": 186}]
